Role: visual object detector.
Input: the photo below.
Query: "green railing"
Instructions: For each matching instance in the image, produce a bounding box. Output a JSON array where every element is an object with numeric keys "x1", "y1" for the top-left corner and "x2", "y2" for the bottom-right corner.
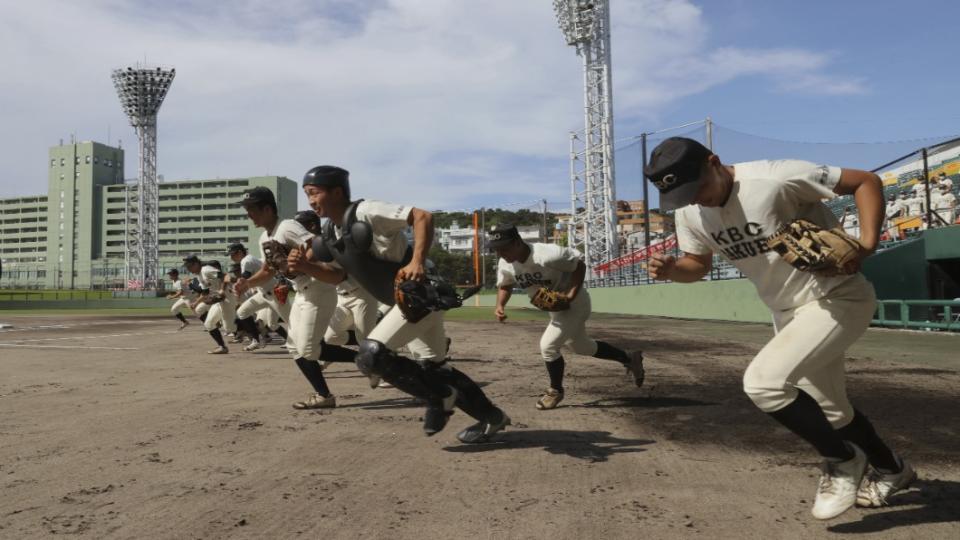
[{"x1": 873, "y1": 300, "x2": 960, "y2": 331}]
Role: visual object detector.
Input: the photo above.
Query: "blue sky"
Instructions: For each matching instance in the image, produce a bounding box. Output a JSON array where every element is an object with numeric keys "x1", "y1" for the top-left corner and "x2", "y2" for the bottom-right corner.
[{"x1": 1, "y1": 0, "x2": 957, "y2": 212}]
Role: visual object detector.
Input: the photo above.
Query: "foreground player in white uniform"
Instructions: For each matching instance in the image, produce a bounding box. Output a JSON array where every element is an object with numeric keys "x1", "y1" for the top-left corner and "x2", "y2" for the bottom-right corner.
[
  {"x1": 295, "y1": 165, "x2": 509, "y2": 442},
  {"x1": 165, "y1": 268, "x2": 191, "y2": 330},
  {"x1": 489, "y1": 224, "x2": 645, "y2": 410},
  {"x1": 234, "y1": 187, "x2": 347, "y2": 409},
  {"x1": 184, "y1": 256, "x2": 236, "y2": 354},
  {"x1": 645, "y1": 137, "x2": 913, "y2": 520}
]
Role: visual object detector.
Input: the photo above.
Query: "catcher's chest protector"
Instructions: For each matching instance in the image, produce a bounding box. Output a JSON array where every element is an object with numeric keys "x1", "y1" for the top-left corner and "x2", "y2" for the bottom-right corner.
[{"x1": 319, "y1": 200, "x2": 412, "y2": 305}]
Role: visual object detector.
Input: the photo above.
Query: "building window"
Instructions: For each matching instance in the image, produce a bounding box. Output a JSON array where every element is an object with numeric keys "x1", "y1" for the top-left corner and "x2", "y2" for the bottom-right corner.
[
  {"x1": 75, "y1": 157, "x2": 80, "y2": 165},
  {"x1": 94, "y1": 157, "x2": 99, "y2": 164},
  {"x1": 75, "y1": 171, "x2": 80, "y2": 178},
  {"x1": 85, "y1": 156, "x2": 91, "y2": 164},
  {"x1": 50, "y1": 159, "x2": 56, "y2": 167},
  {"x1": 60, "y1": 158, "x2": 65, "y2": 166}
]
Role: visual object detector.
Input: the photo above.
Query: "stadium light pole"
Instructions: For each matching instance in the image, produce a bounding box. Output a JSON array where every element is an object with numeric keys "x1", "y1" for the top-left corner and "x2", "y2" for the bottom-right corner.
[
  {"x1": 111, "y1": 64, "x2": 175, "y2": 290},
  {"x1": 554, "y1": 0, "x2": 618, "y2": 283}
]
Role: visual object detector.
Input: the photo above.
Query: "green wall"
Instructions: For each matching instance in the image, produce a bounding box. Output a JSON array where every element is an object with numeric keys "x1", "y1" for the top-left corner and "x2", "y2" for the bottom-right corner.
[{"x1": 475, "y1": 279, "x2": 772, "y2": 323}]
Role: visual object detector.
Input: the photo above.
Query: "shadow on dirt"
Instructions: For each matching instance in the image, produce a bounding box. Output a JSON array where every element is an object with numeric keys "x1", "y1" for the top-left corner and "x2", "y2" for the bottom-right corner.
[
  {"x1": 828, "y1": 479, "x2": 960, "y2": 533},
  {"x1": 443, "y1": 430, "x2": 655, "y2": 462}
]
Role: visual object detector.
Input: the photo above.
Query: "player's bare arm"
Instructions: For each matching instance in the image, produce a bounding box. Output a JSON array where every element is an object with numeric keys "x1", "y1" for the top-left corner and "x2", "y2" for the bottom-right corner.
[
  {"x1": 494, "y1": 286, "x2": 512, "y2": 322},
  {"x1": 649, "y1": 251, "x2": 713, "y2": 282},
  {"x1": 398, "y1": 207, "x2": 433, "y2": 281},
  {"x1": 565, "y1": 260, "x2": 587, "y2": 301},
  {"x1": 236, "y1": 265, "x2": 274, "y2": 295},
  {"x1": 288, "y1": 243, "x2": 346, "y2": 284},
  {"x1": 834, "y1": 168, "x2": 884, "y2": 253}
]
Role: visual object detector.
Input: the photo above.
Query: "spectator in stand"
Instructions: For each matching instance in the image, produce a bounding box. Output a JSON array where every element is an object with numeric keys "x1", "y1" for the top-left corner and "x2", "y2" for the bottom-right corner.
[
  {"x1": 911, "y1": 178, "x2": 926, "y2": 198},
  {"x1": 933, "y1": 183, "x2": 957, "y2": 224},
  {"x1": 938, "y1": 171, "x2": 954, "y2": 192},
  {"x1": 905, "y1": 191, "x2": 925, "y2": 217},
  {"x1": 884, "y1": 194, "x2": 902, "y2": 232},
  {"x1": 898, "y1": 192, "x2": 911, "y2": 215}
]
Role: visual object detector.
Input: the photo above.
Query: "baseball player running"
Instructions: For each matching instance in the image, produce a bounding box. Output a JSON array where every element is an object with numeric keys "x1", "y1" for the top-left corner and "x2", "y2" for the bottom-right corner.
[
  {"x1": 165, "y1": 268, "x2": 191, "y2": 330},
  {"x1": 295, "y1": 165, "x2": 510, "y2": 443},
  {"x1": 489, "y1": 224, "x2": 644, "y2": 410},
  {"x1": 229, "y1": 242, "x2": 291, "y2": 351},
  {"x1": 234, "y1": 187, "x2": 346, "y2": 409},
  {"x1": 184, "y1": 257, "x2": 236, "y2": 354},
  {"x1": 645, "y1": 137, "x2": 913, "y2": 520},
  {"x1": 293, "y1": 209, "x2": 378, "y2": 358}
]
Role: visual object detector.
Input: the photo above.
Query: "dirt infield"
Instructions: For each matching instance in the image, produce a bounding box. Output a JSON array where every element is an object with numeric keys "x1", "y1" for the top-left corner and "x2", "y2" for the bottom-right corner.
[{"x1": 0, "y1": 310, "x2": 957, "y2": 539}]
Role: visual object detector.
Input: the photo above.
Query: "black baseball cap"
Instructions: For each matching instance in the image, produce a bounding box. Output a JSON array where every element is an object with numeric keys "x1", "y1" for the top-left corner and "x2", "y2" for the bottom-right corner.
[
  {"x1": 237, "y1": 186, "x2": 276, "y2": 208},
  {"x1": 166, "y1": 268, "x2": 179, "y2": 275},
  {"x1": 487, "y1": 224, "x2": 522, "y2": 250},
  {"x1": 644, "y1": 137, "x2": 713, "y2": 211},
  {"x1": 182, "y1": 254, "x2": 201, "y2": 265},
  {"x1": 294, "y1": 210, "x2": 322, "y2": 231},
  {"x1": 227, "y1": 243, "x2": 246, "y2": 255}
]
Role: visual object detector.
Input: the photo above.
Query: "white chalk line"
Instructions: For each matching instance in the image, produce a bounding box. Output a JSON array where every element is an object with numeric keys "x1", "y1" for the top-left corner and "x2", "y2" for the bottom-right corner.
[
  {"x1": 1, "y1": 331, "x2": 180, "y2": 344},
  {"x1": 0, "y1": 344, "x2": 139, "y2": 351}
]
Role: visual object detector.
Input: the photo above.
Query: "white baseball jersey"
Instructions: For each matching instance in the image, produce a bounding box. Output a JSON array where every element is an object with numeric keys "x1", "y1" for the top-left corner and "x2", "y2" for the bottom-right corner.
[
  {"x1": 934, "y1": 191, "x2": 956, "y2": 210},
  {"x1": 675, "y1": 159, "x2": 864, "y2": 311},
  {"x1": 885, "y1": 200, "x2": 902, "y2": 219},
  {"x1": 496, "y1": 242, "x2": 581, "y2": 297},
  {"x1": 259, "y1": 219, "x2": 315, "y2": 290},
  {"x1": 905, "y1": 196, "x2": 925, "y2": 216},
  {"x1": 240, "y1": 253, "x2": 277, "y2": 292},
  {"x1": 199, "y1": 264, "x2": 224, "y2": 293}
]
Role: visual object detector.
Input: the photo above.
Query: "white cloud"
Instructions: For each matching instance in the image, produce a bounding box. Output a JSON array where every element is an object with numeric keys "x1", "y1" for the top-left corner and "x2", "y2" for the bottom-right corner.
[{"x1": 0, "y1": 0, "x2": 865, "y2": 210}]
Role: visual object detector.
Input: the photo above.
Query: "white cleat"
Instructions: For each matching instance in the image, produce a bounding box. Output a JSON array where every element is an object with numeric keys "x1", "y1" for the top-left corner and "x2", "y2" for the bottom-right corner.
[
  {"x1": 368, "y1": 374, "x2": 382, "y2": 389},
  {"x1": 243, "y1": 339, "x2": 266, "y2": 352},
  {"x1": 811, "y1": 444, "x2": 867, "y2": 520},
  {"x1": 857, "y1": 459, "x2": 917, "y2": 508},
  {"x1": 207, "y1": 346, "x2": 229, "y2": 355},
  {"x1": 178, "y1": 320, "x2": 190, "y2": 331}
]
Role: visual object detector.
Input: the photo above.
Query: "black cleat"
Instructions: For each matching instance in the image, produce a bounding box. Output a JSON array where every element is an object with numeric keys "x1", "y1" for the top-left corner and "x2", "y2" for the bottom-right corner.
[
  {"x1": 456, "y1": 409, "x2": 511, "y2": 444},
  {"x1": 627, "y1": 351, "x2": 645, "y2": 388},
  {"x1": 423, "y1": 387, "x2": 457, "y2": 436}
]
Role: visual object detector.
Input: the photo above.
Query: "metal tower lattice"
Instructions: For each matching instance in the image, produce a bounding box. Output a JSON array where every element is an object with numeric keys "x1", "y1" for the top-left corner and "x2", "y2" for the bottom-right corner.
[
  {"x1": 554, "y1": 0, "x2": 618, "y2": 278},
  {"x1": 111, "y1": 64, "x2": 175, "y2": 289}
]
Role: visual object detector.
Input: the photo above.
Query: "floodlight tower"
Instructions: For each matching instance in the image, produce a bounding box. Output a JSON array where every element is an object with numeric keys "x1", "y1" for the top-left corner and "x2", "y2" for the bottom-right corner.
[
  {"x1": 553, "y1": 0, "x2": 618, "y2": 279},
  {"x1": 111, "y1": 64, "x2": 175, "y2": 289}
]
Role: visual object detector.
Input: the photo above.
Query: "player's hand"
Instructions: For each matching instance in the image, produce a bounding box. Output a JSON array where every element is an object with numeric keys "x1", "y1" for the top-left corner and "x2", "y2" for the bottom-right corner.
[
  {"x1": 234, "y1": 277, "x2": 248, "y2": 296},
  {"x1": 287, "y1": 243, "x2": 309, "y2": 274},
  {"x1": 494, "y1": 305, "x2": 507, "y2": 323},
  {"x1": 648, "y1": 254, "x2": 676, "y2": 280},
  {"x1": 398, "y1": 261, "x2": 425, "y2": 282}
]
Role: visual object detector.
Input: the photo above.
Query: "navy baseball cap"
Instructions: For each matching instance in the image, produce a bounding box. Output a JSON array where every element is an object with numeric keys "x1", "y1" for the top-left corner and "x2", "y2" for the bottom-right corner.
[
  {"x1": 237, "y1": 186, "x2": 276, "y2": 208},
  {"x1": 487, "y1": 224, "x2": 522, "y2": 250},
  {"x1": 227, "y1": 243, "x2": 246, "y2": 254},
  {"x1": 182, "y1": 254, "x2": 201, "y2": 265},
  {"x1": 166, "y1": 268, "x2": 179, "y2": 275},
  {"x1": 644, "y1": 137, "x2": 713, "y2": 211}
]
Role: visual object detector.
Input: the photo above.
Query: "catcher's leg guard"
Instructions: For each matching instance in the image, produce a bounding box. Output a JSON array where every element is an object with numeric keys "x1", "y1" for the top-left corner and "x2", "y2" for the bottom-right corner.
[
  {"x1": 320, "y1": 341, "x2": 358, "y2": 363},
  {"x1": 424, "y1": 361, "x2": 499, "y2": 422},
  {"x1": 356, "y1": 339, "x2": 446, "y2": 401}
]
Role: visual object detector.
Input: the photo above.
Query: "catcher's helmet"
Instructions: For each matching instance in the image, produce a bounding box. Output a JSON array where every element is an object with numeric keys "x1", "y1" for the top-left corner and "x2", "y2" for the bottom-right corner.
[{"x1": 303, "y1": 165, "x2": 350, "y2": 199}]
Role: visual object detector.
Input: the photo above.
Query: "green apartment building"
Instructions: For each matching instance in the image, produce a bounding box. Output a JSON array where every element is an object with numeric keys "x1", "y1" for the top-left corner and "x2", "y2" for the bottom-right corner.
[{"x1": 0, "y1": 140, "x2": 297, "y2": 289}]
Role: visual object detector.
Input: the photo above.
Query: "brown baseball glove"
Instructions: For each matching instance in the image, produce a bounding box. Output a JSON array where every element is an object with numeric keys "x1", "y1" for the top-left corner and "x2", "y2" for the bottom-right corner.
[
  {"x1": 394, "y1": 276, "x2": 433, "y2": 324},
  {"x1": 203, "y1": 293, "x2": 225, "y2": 305},
  {"x1": 262, "y1": 239, "x2": 297, "y2": 279},
  {"x1": 530, "y1": 287, "x2": 570, "y2": 312},
  {"x1": 767, "y1": 219, "x2": 864, "y2": 277}
]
